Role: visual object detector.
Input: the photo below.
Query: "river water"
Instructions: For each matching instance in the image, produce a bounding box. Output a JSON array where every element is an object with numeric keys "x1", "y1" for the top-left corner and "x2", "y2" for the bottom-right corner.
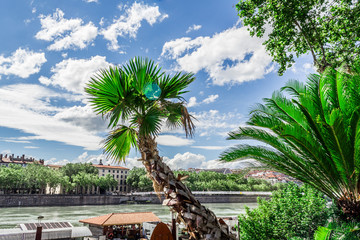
[{"x1": 0, "y1": 203, "x2": 257, "y2": 229}]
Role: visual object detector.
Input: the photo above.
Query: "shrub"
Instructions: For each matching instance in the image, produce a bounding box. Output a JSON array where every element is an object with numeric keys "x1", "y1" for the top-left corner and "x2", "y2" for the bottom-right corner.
[{"x1": 237, "y1": 183, "x2": 330, "y2": 240}]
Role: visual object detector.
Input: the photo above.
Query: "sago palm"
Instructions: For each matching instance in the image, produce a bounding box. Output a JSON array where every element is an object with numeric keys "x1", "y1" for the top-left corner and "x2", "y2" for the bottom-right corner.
[
  {"x1": 86, "y1": 57, "x2": 234, "y2": 239},
  {"x1": 221, "y1": 65, "x2": 360, "y2": 221}
]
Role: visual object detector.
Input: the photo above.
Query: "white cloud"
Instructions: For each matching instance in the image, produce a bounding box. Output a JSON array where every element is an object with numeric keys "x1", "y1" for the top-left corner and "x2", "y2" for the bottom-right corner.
[
  {"x1": 187, "y1": 97, "x2": 198, "y2": 107},
  {"x1": 71, "y1": 152, "x2": 140, "y2": 169},
  {"x1": 165, "y1": 152, "x2": 206, "y2": 170},
  {"x1": 193, "y1": 110, "x2": 243, "y2": 137},
  {"x1": 3, "y1": 139, "x2": 31, "y2": 144},
  {"x1": 35, "y1": 9, "x2": 98, "y2": 51},
  {"x1": 0, "y1": 84, "x2": 103, "y2": 150},
  {"x1": 54, "y1": 104, "x2": 108, "y2": 133},
  {"x1": 24, "y1": 146, "x2": 39, "y2": 149},
  {"x1": 45, "y1": 157, "x2": 70, "y2": 166},
  {"x1": 303, "y1": 62, "x2": 316, "y2": 73},
  {"x1": 187, "y1": 94, "x2": 219, "y2": 108},
  {"x1": 0, "y1": 48, "x2": 46, "y2": 78},
  {"x1": 39, "y1": 56, "x2": 110, "y2": 94},
  {"x1": 162, "y1": 26, "x2": 273, "y2": 86},
  {"x1": 101, "y1": 2, "x2": 168, "y2": 51},
  {"x1": 156, "y1": 135, "x2": 194, "y2": 146},
  {"x1": 164, "y1": 151, "x2": 260, "y2": 170},
  {"x1": 186, "y1": 24, "x2": 202, "y2": 34},
  {"x1": 201, "y1": 158, "x2": 261, "y2": 169},
  {"x1": 84, "y1": 0, "x2": 98, "y2": 3},
  {"x1": 202, "y1": 94, "x2": 218, "y2": 104}
]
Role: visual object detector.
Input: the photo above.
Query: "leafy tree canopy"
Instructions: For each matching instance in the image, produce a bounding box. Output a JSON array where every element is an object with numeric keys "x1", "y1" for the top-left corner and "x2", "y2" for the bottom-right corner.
[{"x1": 237, "y1": 0, "x2": 360, "y2": 74}]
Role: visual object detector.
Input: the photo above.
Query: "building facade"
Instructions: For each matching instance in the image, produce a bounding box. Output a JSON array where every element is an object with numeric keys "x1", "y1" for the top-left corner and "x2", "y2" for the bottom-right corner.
[
  {"x1": 93, "y1": 161, "x2": 130, "y2": 194},
  {"x1": 0, "y1": 154, "x2": 44, "y2": 167}
]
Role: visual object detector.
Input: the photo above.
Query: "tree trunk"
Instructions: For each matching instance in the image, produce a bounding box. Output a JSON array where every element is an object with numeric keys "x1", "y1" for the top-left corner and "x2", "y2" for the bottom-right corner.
[
  {"x1": 337, "y1": 196, "x2": 360, "y2": 221},
  {"x1": 138, "y1": 136, "x2": 235, "y2": 240}
]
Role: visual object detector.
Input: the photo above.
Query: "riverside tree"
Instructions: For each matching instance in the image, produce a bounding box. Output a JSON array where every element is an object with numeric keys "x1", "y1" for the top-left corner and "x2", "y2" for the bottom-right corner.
[
  {"x1": 221, "y1": 65, "x2": 360, "y2": 221},
  {"x1": 86, "y1": 57, "x2": 234, "y2": 239},
  {"x1": 236, "y1": 0, "x2": 360, "y2": 74}
]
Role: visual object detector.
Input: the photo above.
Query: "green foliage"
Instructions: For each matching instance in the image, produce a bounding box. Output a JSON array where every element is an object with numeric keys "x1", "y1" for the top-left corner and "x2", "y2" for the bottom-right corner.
[
  {"x1": 221, "y1": 65, "x2": 360, "y2": 219},
  {"x1": 60, "y1": 163, "x2": 98, "y2": 182},
  {"x1": 127, "y1": 167, "x2": 285, "y2": 192},
  {"x1": 0, "y1": 163, "x2": 118, "y2": 194},
  {"x1": 85, "y1": 57, "x2": 195, "y2": 163},
  {"x1": 314, "y1": 221, "x2": 360, "y2": 240},
  {"x1": 126, "y1": 167, "x2": 153, "y2": 191},
  {"x1": 237, "y1": 183, "x2": 329, "y2": 240},
  {"x1": 237, "y1": 0, "x2": 360, "y2": 74}
]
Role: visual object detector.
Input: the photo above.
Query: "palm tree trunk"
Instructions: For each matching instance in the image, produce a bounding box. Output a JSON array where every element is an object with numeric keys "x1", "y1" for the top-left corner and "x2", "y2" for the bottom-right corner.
[{"x1": 139, "y1": 136, "x2": 234, "y2": 240}]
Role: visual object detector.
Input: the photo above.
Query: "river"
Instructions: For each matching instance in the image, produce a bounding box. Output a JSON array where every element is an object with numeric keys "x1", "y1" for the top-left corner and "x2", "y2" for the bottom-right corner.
[{"x1": 0, "y1": 203, "x2": 258, "y2": 229}]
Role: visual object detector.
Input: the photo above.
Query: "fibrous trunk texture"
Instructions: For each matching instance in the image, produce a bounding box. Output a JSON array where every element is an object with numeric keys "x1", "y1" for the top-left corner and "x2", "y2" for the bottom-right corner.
[
  {"x1": 139, "y1": 136, "x2": 235, "y2": 240},
  {"x1": 337, "y1": 194, "x2": 360, "y2": 221}
]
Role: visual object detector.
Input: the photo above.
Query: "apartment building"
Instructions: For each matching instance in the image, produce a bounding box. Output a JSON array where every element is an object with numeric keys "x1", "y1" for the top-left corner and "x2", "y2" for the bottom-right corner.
[{"x1": 93, "y1": 161, "x2": 130, "y2": 194}]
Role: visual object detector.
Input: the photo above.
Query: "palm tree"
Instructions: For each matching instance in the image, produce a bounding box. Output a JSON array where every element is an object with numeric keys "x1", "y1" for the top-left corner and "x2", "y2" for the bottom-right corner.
[
  {"x1": 85, "y1": 57, "x2": 234, "y2": 239},
  {"x1": 221, "y1": 65, "x2": 360, "y2": 221}
]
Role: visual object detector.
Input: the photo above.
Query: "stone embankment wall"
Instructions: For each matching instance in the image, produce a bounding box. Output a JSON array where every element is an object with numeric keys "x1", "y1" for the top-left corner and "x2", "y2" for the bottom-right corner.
[{"x1": 0, "y1": 192, "x2": 271, "y2": 207}]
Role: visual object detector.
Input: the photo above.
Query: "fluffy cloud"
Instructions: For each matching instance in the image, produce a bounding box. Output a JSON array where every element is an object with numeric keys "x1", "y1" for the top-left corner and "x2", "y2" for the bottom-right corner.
[
  {"x1": 39, "y1": 56, "x2": 110, "y2": 94},
  {"x1": 162, "y1": 26, "x2": 273, "y2": 86},
  {"x1": 193, "y1": 110, "x2": 243, "y2": 137},
  {"x1": 164, "y1": 151, "x2": 260, "y2": 170},
  {"x1": 201, "y1": 158, "x2": 261, "y2": 169},
  {"x1": 165, "y1": 152, "x2": 206, "y2": 170},
  {"x1": 187, "y1": 97, "x2": 198, "y2": 107},
  {"x1": 101, "y1": 2, "x2": 168, "y2": 51},
  {"x1": 157, "y1": 135, "x2": 194, "y2": 146},
  {"x1": 186, "y1": 24, "x2": 202, "y2": 34},
  {"x1": 187, "y1": 94, "x2": 219, "y2": 108},
  {"x1": 0, "y1": 84, "x2": 103, "y2": 150},
  {"x1": 35, "y1": 9, "x2": 98, "y2": 51},
  {"x1": 202, "y1": 94, "x2": 218, "y2": 104},
  {"x1": 0, "y1": 48, "x2": 46, "y2": 78},
  {"x1": 54, "y1": 104, "x2": 108, "y2": 133}
]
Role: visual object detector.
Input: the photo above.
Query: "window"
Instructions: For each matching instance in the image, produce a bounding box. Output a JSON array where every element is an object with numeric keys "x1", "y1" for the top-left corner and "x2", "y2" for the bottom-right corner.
[
  {"x1": 125, "y1": 171, "x2": 127, "y2": 174},
  {"x1": 102, "y1": 169, "x2": 104, "y2": 172},
  {"x1": 120, "y1": 186, "x2": 122, "y2": 191},
  {"x1": 117, "y1": 170, "x2": 119, "y2": 173},
  {"x1": 113, "y1": 170, "x2": 115, "y2": 173},
  {"x1": 102, "y1": 174, "x2": 104, "y2": 176},
  {"x1": 125, "y1": 176, "x2": 127, "y2": 179},
  {"x1": 116, "y1": 186, "x2": 118, "y2": 190},
  {"x1": 124, "y1": 187, "x2": 126, "y2": 191},
  {"x1": 121, "y1": 175, "x2": 123, "y2": 179},
  {"x1": 124, "y1": 180, "x2": 126, "y2": 185},
  {"x1": 116, "y1": 175, "x2": 119, "y2": 178},
  {"x1": 120, "y1": 180, "x2": 123, "y2": 184},
  {"x1": 121, "y1": 171, "x2": 123, "y2": 174}
]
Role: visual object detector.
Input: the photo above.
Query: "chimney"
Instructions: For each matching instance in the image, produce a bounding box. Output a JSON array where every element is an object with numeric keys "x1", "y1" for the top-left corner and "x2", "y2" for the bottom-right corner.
[
  {"x1": 21, "y1": 154, "x2": 25, "y2": 160},
  {"x1": 99, "y1": 159, "x2": 103, "y2": 165},
  {"x1": 0, "y1": 154, "x2": 2, "y2": 161}
]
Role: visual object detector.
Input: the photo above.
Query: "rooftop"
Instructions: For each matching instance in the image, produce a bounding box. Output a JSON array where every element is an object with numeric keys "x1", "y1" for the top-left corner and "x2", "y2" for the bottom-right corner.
[
  {"x1": 79, "y1": 212, "x2": 160, "y2": 226},
  {"x1": 93, "y1": 164, "x2": 129, "y2": 170}
]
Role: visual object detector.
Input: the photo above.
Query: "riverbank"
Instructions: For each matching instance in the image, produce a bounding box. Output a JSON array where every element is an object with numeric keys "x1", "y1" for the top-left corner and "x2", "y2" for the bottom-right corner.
[{"x1": 0, "y1": 191, "x2": 271, "y2": 207}]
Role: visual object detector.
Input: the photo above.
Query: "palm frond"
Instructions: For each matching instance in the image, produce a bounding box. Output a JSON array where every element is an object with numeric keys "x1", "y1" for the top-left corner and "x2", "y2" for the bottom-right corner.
[{"x1": 102, "y1": 125, "x2": 138, "y2": 162}]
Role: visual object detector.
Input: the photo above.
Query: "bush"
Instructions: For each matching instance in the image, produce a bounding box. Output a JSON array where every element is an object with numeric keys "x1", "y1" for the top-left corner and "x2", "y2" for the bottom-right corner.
[{"x1": 237, "y1": 183, "x2": 330, "y2": 240}]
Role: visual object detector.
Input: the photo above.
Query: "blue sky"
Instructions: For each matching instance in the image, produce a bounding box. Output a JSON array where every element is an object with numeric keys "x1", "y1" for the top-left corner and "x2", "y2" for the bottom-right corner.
[{"x1": 0, "y1": 0, "x2": 315, "y2": 169}]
